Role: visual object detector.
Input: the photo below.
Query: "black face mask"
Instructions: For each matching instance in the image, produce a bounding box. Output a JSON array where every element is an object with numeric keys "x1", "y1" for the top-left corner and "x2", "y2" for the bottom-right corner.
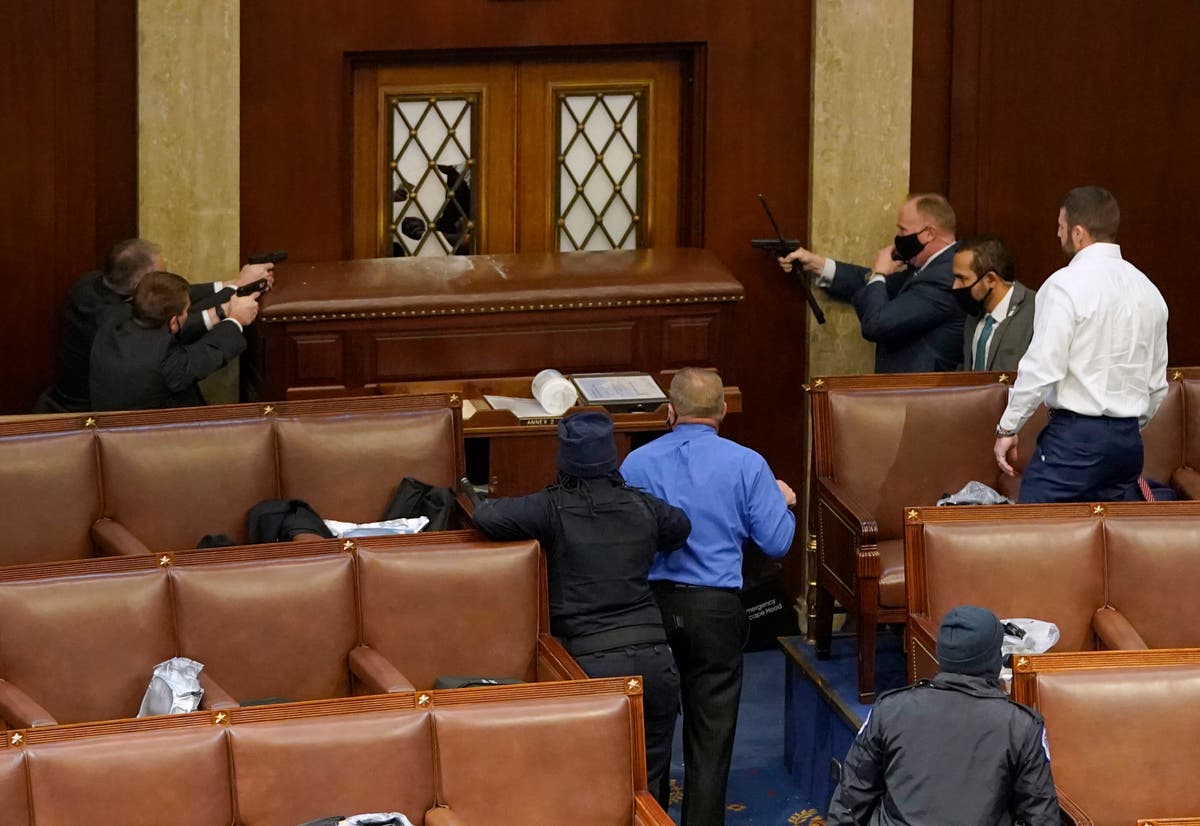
[
  {"x1": 952, "y1": 277, "x2": 991, "y2": 316},
  {"x1": 892, "y1": 229, "x2": 928, "y2": 263}
]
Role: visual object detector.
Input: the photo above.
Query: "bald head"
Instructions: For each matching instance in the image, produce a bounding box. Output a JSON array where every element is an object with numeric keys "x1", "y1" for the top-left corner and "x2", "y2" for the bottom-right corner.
[{"x1": 669, "y1": 368, "x2": 725, "y2": 424}]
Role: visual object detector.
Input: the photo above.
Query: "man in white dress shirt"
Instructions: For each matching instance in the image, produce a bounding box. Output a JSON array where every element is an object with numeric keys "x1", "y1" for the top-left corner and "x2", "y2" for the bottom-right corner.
[{"x1": 994, "y1": 186, "x2": 1169, "y2": 502}]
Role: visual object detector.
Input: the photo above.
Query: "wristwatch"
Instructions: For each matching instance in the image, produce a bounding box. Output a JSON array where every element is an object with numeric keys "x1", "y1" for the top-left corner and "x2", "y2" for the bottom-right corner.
[
  {"x1": 995, "y1": 425, "x2": 1017, "y2": 438},
  {"x1": 215, "y1": 302, "x2": 228, "y2": 321}
]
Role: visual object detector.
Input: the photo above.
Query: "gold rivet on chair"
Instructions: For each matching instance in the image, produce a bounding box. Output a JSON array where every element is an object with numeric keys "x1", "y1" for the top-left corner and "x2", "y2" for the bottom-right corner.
[
  {"x1": 1172, "y1": 370, "x2": 1184, "y2": 381},
  {"x1": 215, "y1": 711, "x2": 229, "y2": 725},
  {"x1": 813, "y1": 378, "x2": 825, "y2": 389},
  {"x1": 263, "y1": 405, "x2": 275, "y2": 416},
  {"x1": 158, "y1": 554, "x2": 173, "y2": 568},
  {"x1": 342, "y1": 540, "x2": 356, "y2": 552},
  {"x1": 1016, "y1": 656, "x2": 1029, "y2": 670},
  {"x1": 9, "y1": 731, "x2": 23, "y2": 746},
  {"x1": 907, "y1": 509, "x2": 919, "y2": 521},
  {"x1": 84, "y1": 417, "x2": 97, "y2": 428},
  {"x1": 626, "y1": 678, "x2": 641, "y2": 693},
  {"x1": 417, "y1": 693, "x2": 432, "y2": 708},
  {"x1": 997, "y1": 373, "x2": 1010, "y2": 384},
  {"x1": 1093, "y1": 504, "x2": 1106, "y2": 516},
  {"x1": 449, "y1": 393, "x2": 460, "y2": 405}
]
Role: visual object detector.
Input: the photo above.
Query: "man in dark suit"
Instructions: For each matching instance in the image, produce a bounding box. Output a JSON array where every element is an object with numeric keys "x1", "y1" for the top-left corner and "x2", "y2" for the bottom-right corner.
[
  {"x1": 36, "y1": 238, "x2": 275, "y2": 412},
  {"x1": 89, "y1": 271, "x2": 259, "y2": 411},
  {"x1": 952, "y1": 234, "x2": 1036, "y2": 372},
  {"x1": 781, "y1": 193, "x2": 964, "y2": 373}
]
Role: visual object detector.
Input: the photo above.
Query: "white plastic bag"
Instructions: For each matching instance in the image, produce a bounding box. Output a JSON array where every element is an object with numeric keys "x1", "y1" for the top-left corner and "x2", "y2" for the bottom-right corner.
[
  {"x1": 137, "y1": 657, "x2": 205, "y2": 717},
  {"x1": 999, "y1": 618, "x2": 1060, "y2": 690},
  {"x1": 322, "y1": 516, "x2": 429, "y2": 538}
]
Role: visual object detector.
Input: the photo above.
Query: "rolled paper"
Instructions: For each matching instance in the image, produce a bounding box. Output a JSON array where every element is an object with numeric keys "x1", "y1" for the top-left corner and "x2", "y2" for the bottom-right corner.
[{"x1": 532, "y1": 368, "x2": 578, "y2": 416}]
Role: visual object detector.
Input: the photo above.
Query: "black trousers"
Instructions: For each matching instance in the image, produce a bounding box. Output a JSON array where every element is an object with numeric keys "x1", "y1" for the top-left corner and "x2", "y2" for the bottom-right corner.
[
  {"x1": 573, "y1": 642, "x2": 680, "y2": 810},
  {"x1": 653, "y1": 584, "x2": 747, "y2": 826}
]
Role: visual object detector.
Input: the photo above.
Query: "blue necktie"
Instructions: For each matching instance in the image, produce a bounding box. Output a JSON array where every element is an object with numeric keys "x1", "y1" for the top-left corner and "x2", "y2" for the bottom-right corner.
[{"x1": 974, "y1": 315, "x2": 996, "y2": 370}]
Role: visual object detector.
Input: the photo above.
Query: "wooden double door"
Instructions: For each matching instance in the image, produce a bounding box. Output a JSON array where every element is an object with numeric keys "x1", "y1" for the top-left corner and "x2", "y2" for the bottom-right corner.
[{"x1": 352, "y1": 52, "x2": 695, "y2": 258}]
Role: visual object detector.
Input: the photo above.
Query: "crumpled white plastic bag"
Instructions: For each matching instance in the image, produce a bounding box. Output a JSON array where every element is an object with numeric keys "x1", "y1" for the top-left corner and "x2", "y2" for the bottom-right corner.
[
  {"x1": 936, "y1": 481, "x2": 1013, "y2": 506},
  {"x1": 999, "y1": 618, "x2": 1060, "y2": 690},
  {"x1": 137, "y1": 657, "x2": 205, "y2": 717},
  {"x1": 342, "y1": 815, "x2": 415, "y2": 826},
  {"x1": 323, "y1": 516, "x2": 429, "y2": 538}
]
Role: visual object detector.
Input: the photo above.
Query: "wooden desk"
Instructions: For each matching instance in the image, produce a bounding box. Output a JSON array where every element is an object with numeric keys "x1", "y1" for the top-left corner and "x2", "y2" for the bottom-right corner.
[
  {"x1": 243, "y1": 248, "x2": 743, "y2": 402},
  {"x1": 380, "y1": 377, "x2": 742, "y2": 497}
]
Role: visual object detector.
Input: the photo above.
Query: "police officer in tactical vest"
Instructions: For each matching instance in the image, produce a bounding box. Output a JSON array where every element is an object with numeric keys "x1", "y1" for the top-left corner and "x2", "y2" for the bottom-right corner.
[{"x1": 827, "y1": 605, "x2": 1060, "y2": 824}]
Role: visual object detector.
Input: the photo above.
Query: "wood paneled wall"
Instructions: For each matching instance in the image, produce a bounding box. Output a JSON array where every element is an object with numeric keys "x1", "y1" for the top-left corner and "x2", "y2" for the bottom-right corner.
[
  {"x1": 239, "y1": 2, "x2": 816, "y2": 484},
  {"x1": 913, "y1": 0, "x2": 1200, "y2": 364},
  {"x1": 0, "y1": 0, "x2": 138, "y2": 413}
]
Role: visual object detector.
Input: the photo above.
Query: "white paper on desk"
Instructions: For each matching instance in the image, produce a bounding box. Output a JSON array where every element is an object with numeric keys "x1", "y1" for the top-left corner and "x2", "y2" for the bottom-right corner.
[
  {"x1": 573, "y1": 374, "x2": 666, "y2": 403},
  {"x1": 484, "y1": 394, "x2": 555, "y2": 419}
]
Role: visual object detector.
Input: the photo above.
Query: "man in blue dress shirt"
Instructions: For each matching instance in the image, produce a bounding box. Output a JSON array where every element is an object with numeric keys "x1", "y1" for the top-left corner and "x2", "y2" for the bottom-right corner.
[{"x1": 621, "y1": 368, "x2": 796, "y2": 826}]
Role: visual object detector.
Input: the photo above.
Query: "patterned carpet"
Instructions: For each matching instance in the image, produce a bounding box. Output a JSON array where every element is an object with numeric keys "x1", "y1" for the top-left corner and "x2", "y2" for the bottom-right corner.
[{"x1": 664, "y1": 649, "x2": 822, "y2": 825}]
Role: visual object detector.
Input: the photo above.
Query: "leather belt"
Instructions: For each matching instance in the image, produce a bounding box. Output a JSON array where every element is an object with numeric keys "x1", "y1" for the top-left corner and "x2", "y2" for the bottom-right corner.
[{"x1": 564, "y1": 624, "x2": 668, "y2": 657}]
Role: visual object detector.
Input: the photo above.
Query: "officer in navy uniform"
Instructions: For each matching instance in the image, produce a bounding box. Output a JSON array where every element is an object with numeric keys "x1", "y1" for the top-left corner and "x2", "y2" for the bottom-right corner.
[{"x1": 827, "y1": 605, "x2": 1060, "y2": 825}]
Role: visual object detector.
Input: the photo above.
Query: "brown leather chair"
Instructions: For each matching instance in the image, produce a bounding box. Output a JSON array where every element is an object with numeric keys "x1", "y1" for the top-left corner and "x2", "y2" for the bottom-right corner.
[
  {"x1": 357, "y1": 540, "x2": 576, "y2": 689},
  {"x1": 1011, "y1": 649, "x2": 1200, "y2": 826},
  {"x1": 810, "y1": 373, "x2": 1015, "y2": 701},
  {"x1": 26, "y1": 725, "x2": 233, "y2": 826},
  {"x1": 0, "y1": 428, "x2": 100, "y2": 565},
  {"x1": 0, "y1": 746, "x2": 29, "y2": 826},
  {"x1": 229, "y1": 708, "x2": 436, "y2": 826},
  {"x1": 275, "y1": 407, "x2": 460, "y2": 524},
  {"x1": 0, "y1": 566, "x2": 174, "y2": 726},
  {"x1": 430, "y1": 692, "x2": 641, "y2": 826},
  {"x1": 1095, "y1": 515, "x2": 1200, "y2": 650},
  {"x1": 96, "y1": 417, "x2": 278, "y2": 551},
  {"x1": 1179, "y1": 374, "x2": 1200, "y2": 498},
  {"x1": 903, "y1": 504, "x2": 1104, "y2": 682},
  {"x1": 171, "y1": 553, "x2": 364, "y2": 707}
]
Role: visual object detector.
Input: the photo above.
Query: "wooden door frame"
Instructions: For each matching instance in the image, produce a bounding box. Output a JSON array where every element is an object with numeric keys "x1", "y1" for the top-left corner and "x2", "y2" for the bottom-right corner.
[{"x1": 346, "y1": 43, "x2": 705, "y2": 257}]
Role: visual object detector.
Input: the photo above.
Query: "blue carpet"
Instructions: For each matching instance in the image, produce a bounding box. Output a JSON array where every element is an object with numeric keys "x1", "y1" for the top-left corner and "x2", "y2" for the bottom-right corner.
[{"x1": 664, "y1": 648, "x2": 823, "y2": 825}]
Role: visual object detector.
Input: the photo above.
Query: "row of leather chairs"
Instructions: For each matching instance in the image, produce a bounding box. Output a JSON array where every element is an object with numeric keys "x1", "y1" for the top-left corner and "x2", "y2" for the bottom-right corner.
[
  {"x1": 904, "y1": 501, "x2": 1200, "y2": 680},
  {"x1": 0, "y1": 534, "x2": 582, "y2": 729},
  {"x1": 809, "y1": 368, "x2": 1200, "y2": 701},
  {"x1": 0, "y1": 393, "x2": 468, "y2": 565},
  {"x1": 0, "y1": 676, "x2": 670, "y2": 826}
]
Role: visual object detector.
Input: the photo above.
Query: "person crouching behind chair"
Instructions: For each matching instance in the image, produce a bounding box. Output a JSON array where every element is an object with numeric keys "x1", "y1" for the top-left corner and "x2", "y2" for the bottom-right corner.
[
  {"x1": 827, "y1": 605, "x2": 1060, "y2": 824},
  {"x1": 470, "y1": 410, "x2": 688, "y2": 809},
  {"x1": 89, "y1": 271, "x2": 260, "y2": 411}
]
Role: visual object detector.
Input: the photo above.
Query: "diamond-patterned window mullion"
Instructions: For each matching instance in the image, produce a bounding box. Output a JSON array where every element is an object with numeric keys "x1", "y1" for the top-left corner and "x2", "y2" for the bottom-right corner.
[
  {"x1": 555, "y1": 86, "x2": 646, "y2": 252},
  {"x1": 385, "y1": 92, "x2": 478, "y2": 257}
]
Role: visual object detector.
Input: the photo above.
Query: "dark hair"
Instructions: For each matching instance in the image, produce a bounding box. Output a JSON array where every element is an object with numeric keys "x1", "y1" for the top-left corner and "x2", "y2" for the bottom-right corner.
[
  {"x1": 132, "y1": 271, "x2": 190, "y2": 327},
  {"x1": 908, "y1": 193, "x2": 957, "y2": 235},
  {"x1": 1061, "y1": 186, "x2": 1120, "y2": 242},
  {"x1": 104, "y1": 238, "x2": 161, "y2": 294},
  {"x1": 957, "y1": 234, "x2": 1015, "y2": 283}
]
